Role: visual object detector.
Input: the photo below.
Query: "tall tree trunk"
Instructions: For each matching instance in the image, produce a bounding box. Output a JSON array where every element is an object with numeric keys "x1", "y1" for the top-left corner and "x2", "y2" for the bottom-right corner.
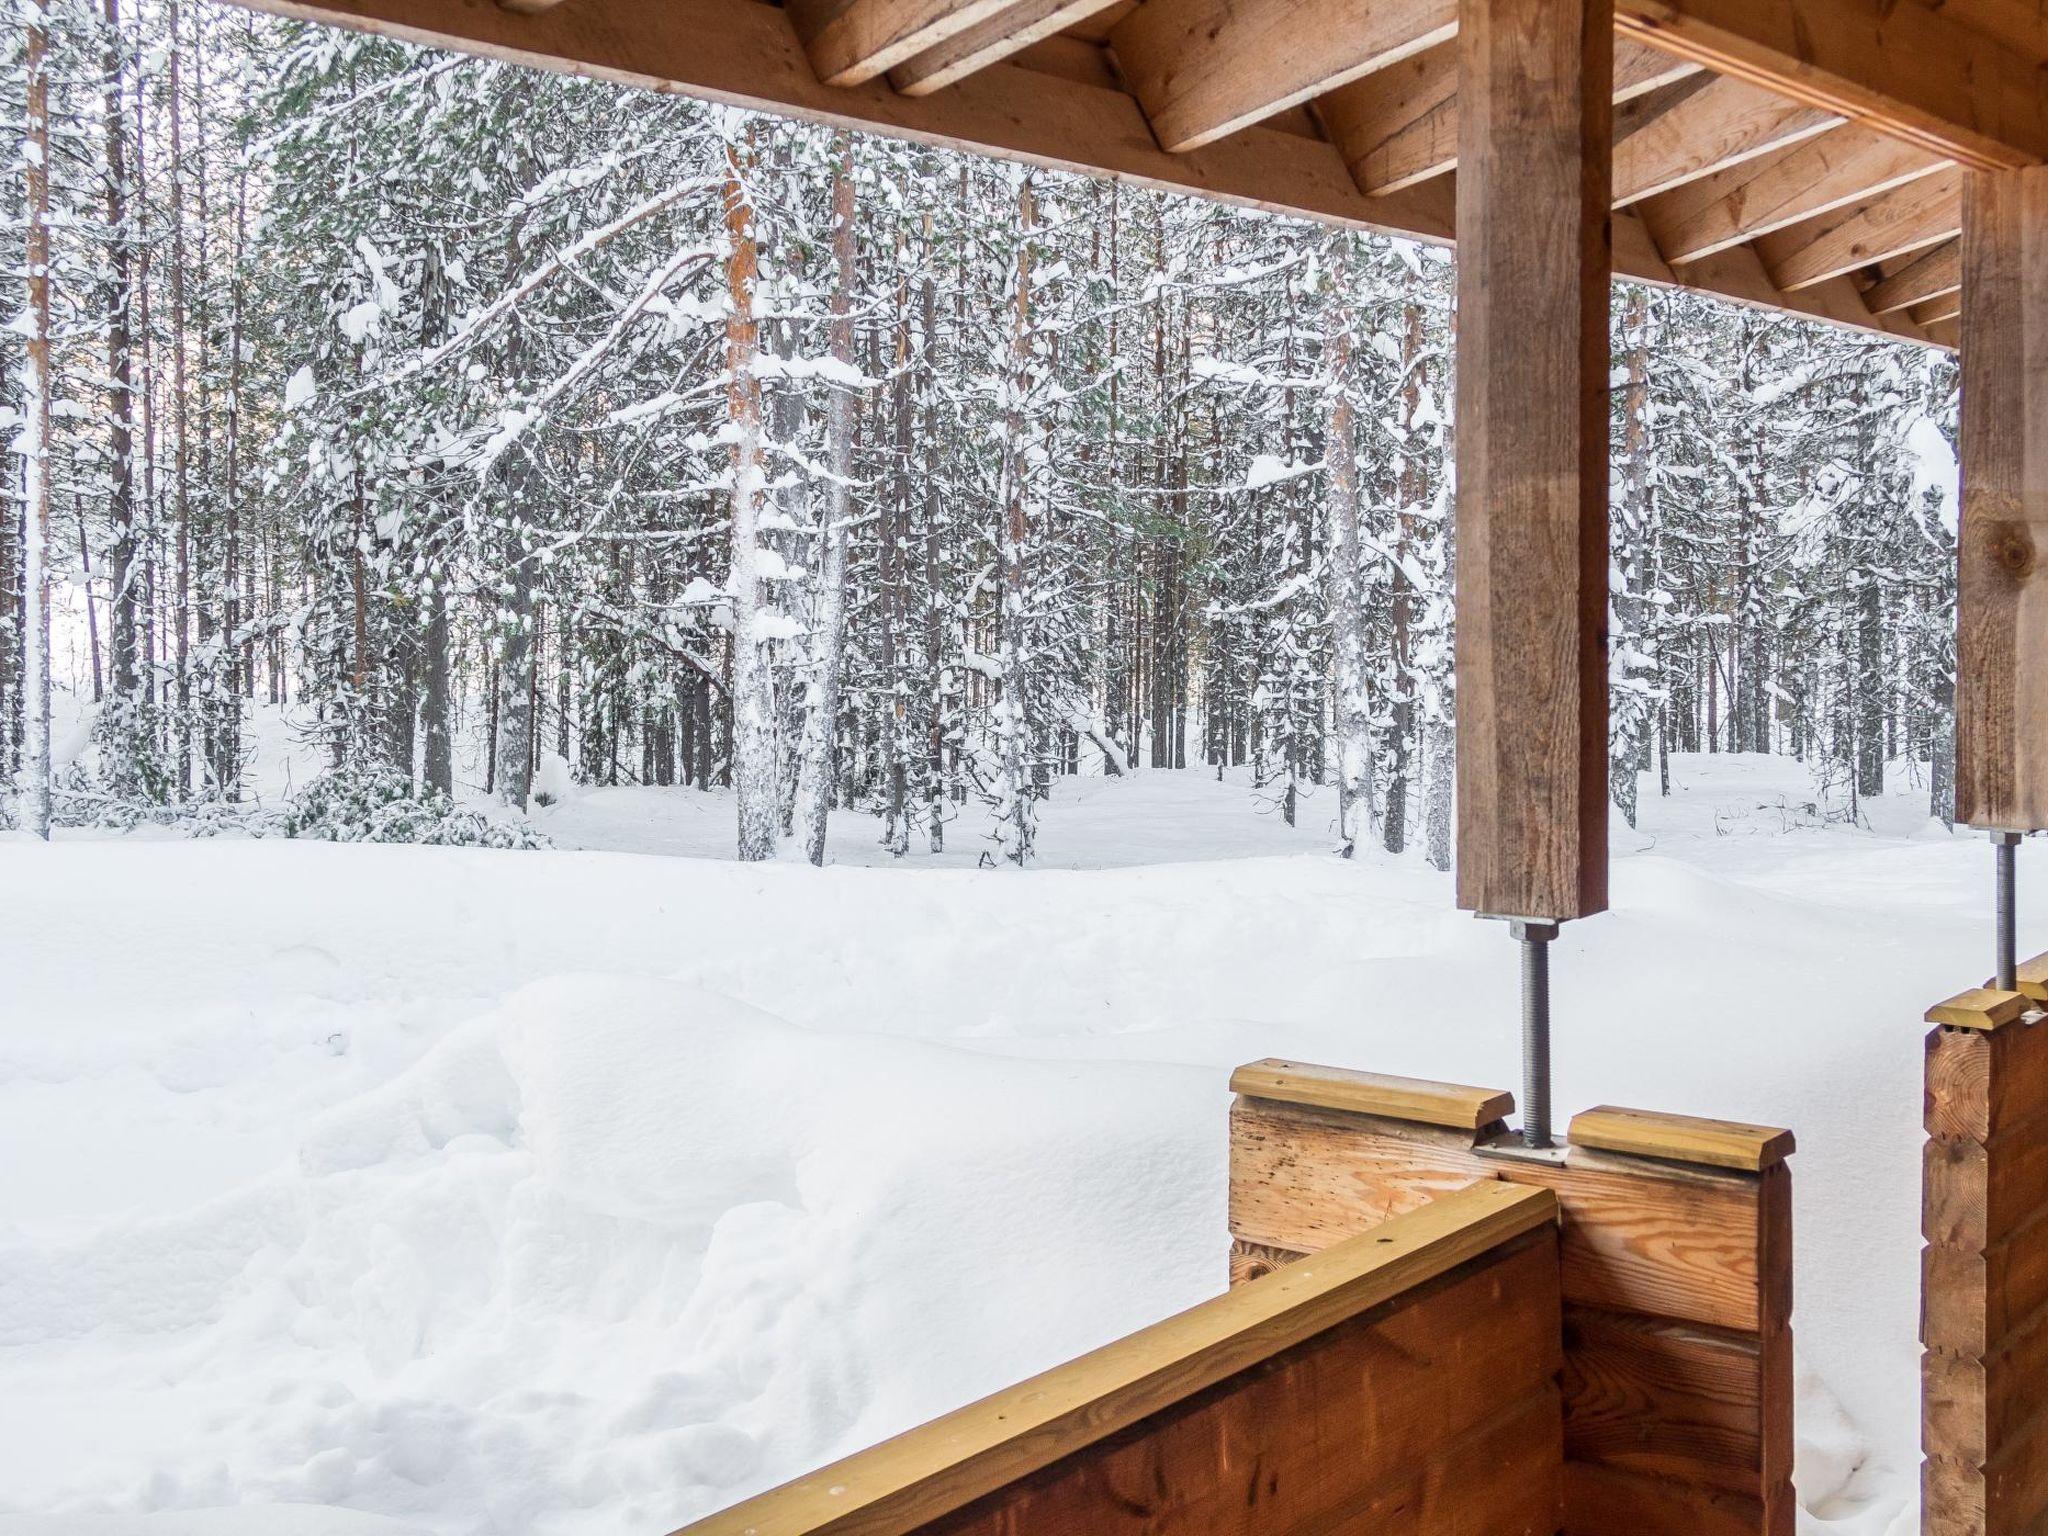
[
  {"x1": 723, "y1": 125, "x2": 779, "y2": 860},
  {"x1": 793, "y1": 138, "x2": 857, "y2": 867},
  {"x1": 993, "y1": 176, "x2": 1038, "y2": 865},
  {"x1": 103, "y1": 0, "x2": 140, "y2": 717},
  {"x1": 19, "y1": 7, "x2": 55, "y2": 838},
  {"x1": 168, "y1": 0, "x2": 193, "y2": 795},
  {"x1": 1322, "y1": 246, "x2": 1372, "y2": 848}
]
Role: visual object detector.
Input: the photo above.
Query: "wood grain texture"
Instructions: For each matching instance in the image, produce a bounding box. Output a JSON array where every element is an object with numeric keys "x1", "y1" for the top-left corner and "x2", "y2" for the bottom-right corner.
[
  {"x1": 1640, "y1": 125, "x2": 1947, "y2": 266},
  {"x1": 1232, "y1": 1057, "x2": 1516, "y2": 1129},
  {"x1": 2018, "y1": 952, "x2": 2048, "y2": 1004},
  {"x1": 888, "y1": 0, "x2": 1124, "y2": 94},
  {"x1": 1107, "y1": 0, "x2": 1453, "y2": 152},
  {"x1": 1927, "y1": 987, "x2": 2029, "y2": 1032},
  {"x1": 674, "y1": 1179, "x2": 1558, "y2": 1536},
  {"x1": 1757, "y1": 168, "x2": 1962, "y2": 290},
  {"x1": 1611, "y1": 73, "x2": 1838, "y2": 206},
  {"x1": 1320, "y1": 36, "x2": 1696, "y2": 196},
  {"x1": 1924, "y1": 997, "x2": 2048, "y2": 1534},
  {"x1": 787, "y1": 0, "x2": 1003, "y2": 85},
  {"x1": 1230, "y1": 1077, "x2": 1794, "y2": 1536},
  {"x1": 1453, "y1": 0, "x2": 1613, "y2": 921},
  {"x1": 1231, "y1": 1097, "x2": 1766, "y2": 1330},
  {"x1": 1864, "y1": 239, "x2": 1961, "y2": 315},
  {"x1": 1610, "y1": 0, "x2": 2048, "y2": 170},
  {"x1": 1959, "y1": 167, "x2": 2048, "y2": 832},
  {"x1": 917, "y1": 1250, "x2": 1565, "y2": 1536},
  {"x1": 1569, "y1": 1105, "x2": 1795, "y2": 1171}
]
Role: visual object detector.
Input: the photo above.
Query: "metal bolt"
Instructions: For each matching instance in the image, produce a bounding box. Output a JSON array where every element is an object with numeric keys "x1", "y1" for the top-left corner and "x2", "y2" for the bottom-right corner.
[
  {"x1": 1510, "y1": 920, "x2": 1560, "y2": 1149},
  {"x1": 1995, "y1": 831, "x2": 2022, "y2": 993}
]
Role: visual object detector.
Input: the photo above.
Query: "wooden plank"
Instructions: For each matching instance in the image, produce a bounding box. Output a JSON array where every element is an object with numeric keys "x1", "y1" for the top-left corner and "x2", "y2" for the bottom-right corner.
[
  {"x1": 788, "y1": 0, "x2": 1007, "y2": 86},
  {"x1": 1231, "y1": 1057, "x2": 1515, "y2": 1129},
  {"x1": 1610, "y1": 0, "x2": 2048, "y2": 170},
  {"x1": 889, "y1": 0, "x2": 1123, "y2": 95},
  {"x1": 673, "y1": 1180, "x2": 1557, "y2": 1536},
  {"x1": 1925, "y1": 1117, "x2": 2048, "y2": 1251},
  {"x1": 1913, "y1": 291, "x2": 1963, "y2": 326},
  {"x1": 2017, "y1": 952, "x2": 2048, "y2": 1005},
  {"x1": 1231, "y1": 1098, "x2": 1769, "y2": 1331},
  {"x1": 1926, "y1": 1299, "x2": 2048, "y2": 1469},
  {"x1": 919, "y1": 1249, "x2": 1564, "y2": 1536},
  {"x1": 1321, "y1": 36, "x2": 1696, "y2": 196},
  {"x1": 1925, "y1": 1017, "x2": 2048, "y2": 1142},
  {"x1": 1611, "y1": 73, "x2": 1839, "y2": 206},
  {"x1": 1454, "y1": 0, "x2": 1613, "y2": 922},
  {"x1": 1570, "y1": 1105, "x2": 1795, "y2": 1171},
  {"x1": 1641, "y1": 125, "x2": 1948, "y2": 265},
  {"x1": 1561, "y1": 1308, "x2": 1763, "y2": 1495},
  {"x1": 1106, "y1": 0, "x2": 1453, "y2": 153},
  {"x1": 1564, "y1": 1461, "x2": 1767, "y2": 1536},
  {"x1": 1758, "y1": 168, "x2": 1962, "y2": 290},
  {"x1": 1863, "y1": 238, "x2": 1960, "y2": 315},
  {"x1": 1928, "y1": 987, "x2": 2029, "y2": 1032},
  {"x1": 1960, "y1": 167, "x2": 2048, "y2": 831}
]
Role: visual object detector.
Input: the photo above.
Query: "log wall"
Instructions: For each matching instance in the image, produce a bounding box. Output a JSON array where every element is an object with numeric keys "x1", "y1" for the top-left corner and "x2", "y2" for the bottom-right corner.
[
  {"x1": 1923, "y1": 974, "x2": 2048, "y2": 1534},
  {"x1": 1228, "y1": 1060, "x2": 1795, "y2": 1536}
]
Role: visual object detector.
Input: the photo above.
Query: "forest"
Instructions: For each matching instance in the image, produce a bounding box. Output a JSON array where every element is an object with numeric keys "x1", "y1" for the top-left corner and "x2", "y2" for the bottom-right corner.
[{"x1": 2, "y1": 0, "x2": 1963, "y2": 864}]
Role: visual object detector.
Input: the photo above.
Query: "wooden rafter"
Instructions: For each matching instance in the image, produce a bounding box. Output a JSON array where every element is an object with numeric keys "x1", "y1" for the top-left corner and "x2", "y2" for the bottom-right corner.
[
  {"x1": 213, "y1": 0, "x2": 1942, "y2": 345},
  {"x1": 1611, "y1": 0, "x2": 2048, "y2": 169},
  {"x1": 1108, "y1": 0, "x2": 1453, "y2": 153},
  {"x1": 1757, "y1": 167, "x2": 1962, "y2": 290},
  {"x1": 1638, "y1": 125, "x2": 1948, "y2": 265},
  {"x1": 785, "y1": 0, "x2": 1008, "y2": 86},
  {"x1": 1863, "y1": 239, "x2": 1961, "y2": 315},
  {"x1": 1610, "y1": 71, "x2": 1838, "y2": 205},
  {"x1": 1318, "y1": 36, "x2": 1697, "y2": 196},
  {"x1": 887, "y1": 0, "x2": 1124, "y2": 94}
]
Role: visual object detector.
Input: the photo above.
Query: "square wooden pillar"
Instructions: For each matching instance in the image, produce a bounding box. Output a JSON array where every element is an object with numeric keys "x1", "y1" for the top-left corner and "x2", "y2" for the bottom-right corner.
[
  {"x1": 1454, "y1": 0, "x2": 1613, "y2": 920},
  {"x1": 1923, "y1": 977, "x2": 2048, "y2": 1533},
  {"x1": 1229, "y1": 1059, "x2": 1795, "y2": 1536},
  {"x1": 1958, "y1": 169, "x2": 2048, "y2": 831}
]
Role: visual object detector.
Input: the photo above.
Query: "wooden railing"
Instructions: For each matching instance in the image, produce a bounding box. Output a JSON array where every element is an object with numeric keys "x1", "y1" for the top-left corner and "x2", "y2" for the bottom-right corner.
[
  {"x1": 668, "y1": 1179, "x2": 1563, "y2": 1536},
  {"x1": 1229, "y1": 1059, "x2": 1797, "y2": 1536}
]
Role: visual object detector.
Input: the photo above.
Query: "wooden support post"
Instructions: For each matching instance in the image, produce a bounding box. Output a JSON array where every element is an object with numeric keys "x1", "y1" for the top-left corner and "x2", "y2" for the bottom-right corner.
[
  {"x1": 1455, "y1": 0, "x2": 1612, "y2": 921},
  {"x1": 1958, "y1": 170, "x2": 2048, "y2": 832},
  {"x1": 1229, "y1": 1060, "x2": 1795, "y2": 1536},
  {"x1": 1923, "y1": 980, "x2": 2048, "y2": 1534}
]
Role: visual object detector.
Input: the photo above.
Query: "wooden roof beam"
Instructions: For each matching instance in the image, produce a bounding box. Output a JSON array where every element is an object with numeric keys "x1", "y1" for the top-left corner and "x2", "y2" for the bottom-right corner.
[
  {"x1": 1639, "y1": 125, "x2": 1948, "y2": 265},
  {"x1": 212, "y1": 0, "x2": 1933, "y2": 345},
  {"x1": 1756, "y1": 168, "x2": 1963, "y2": 289},
  {"x1": 1863, "y1": 238, "x2": 1961, "y2": 315},
  {"x1": 888, "y1": 0, "x2": 1126, "y2": 95},
  {"x1": 1320, "y1": 36, "x2": 1698, "y2": 196},
  {"x1": 1109, "y1": 0, "x2": 1454, "y2": 153},
  {"x1": 1612, "y1": 0, "x2": 2048, "y2": 170},
  {"x1": 1611, "y1": 72, "x2": 1839, "y2": 205},
  {"x1": 785, "y1": 0, "x2": 1043, "y2": 86}
]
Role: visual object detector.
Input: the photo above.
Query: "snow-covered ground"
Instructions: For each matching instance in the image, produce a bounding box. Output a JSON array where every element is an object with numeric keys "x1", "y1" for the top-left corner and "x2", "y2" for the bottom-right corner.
[{"x1": 0, "y1": 753, "x2": 1994, "y2": 1535}]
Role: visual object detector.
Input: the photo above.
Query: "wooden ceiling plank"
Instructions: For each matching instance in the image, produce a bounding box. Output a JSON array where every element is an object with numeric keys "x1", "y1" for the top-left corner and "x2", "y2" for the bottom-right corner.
[
  {"x1": 890, "y1": 0, "x2": 1125, "y2": 94},
  {"x1": 1911, "y1": 291, "x2": 1962, "y2": 325},
  {"x1": 1108, "y1": 0, "x2": 1454, "y2": 153},
  {"x1": 1864, "y1": 238, "x2": 1961, "y2": 314},
  {"x1": 216, "y1": 0, "x2": 1923, "y2": 344},
  {"x1": 788, "y1": 0, "x2": 1012, "y2": 86},
  {"x1": 1757, "y1": 168, "x2": 1964, "y2": 290},
  {"x1": 1323, "y1": 36, "x2": 1698, "y2": 196},
  {"x1": 1611, "y1": 73, "x2": 1840, "y2": 206},
  {"x1": 1640, "y1": 125, "x2": 1948, "y2": 265},
  {"x1": 1613, "y1": 0, "x2": 2048, "y2": 170}
]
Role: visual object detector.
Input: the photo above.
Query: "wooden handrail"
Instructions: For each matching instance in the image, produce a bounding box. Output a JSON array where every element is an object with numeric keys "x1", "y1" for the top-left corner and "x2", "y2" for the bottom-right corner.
[{"x1": 668, "y1": 1179, "x2": 1558, "y2": 1536}]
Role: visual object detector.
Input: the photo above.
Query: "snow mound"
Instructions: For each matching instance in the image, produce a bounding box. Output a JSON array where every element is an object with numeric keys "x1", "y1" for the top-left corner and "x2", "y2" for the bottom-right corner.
[{"x1": 0, "y1": 976, "x2": 1219, "y2": 1534}]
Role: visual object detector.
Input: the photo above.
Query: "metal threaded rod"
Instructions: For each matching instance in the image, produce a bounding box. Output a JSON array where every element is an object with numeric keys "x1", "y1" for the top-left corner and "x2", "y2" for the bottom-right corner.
[
  {"x1": 1997, "y1": 832, "x2": 2021, "y2": 994},
  {"x1": 1511, "y1": 920, "x2": 1559, "y2": 1150}
]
